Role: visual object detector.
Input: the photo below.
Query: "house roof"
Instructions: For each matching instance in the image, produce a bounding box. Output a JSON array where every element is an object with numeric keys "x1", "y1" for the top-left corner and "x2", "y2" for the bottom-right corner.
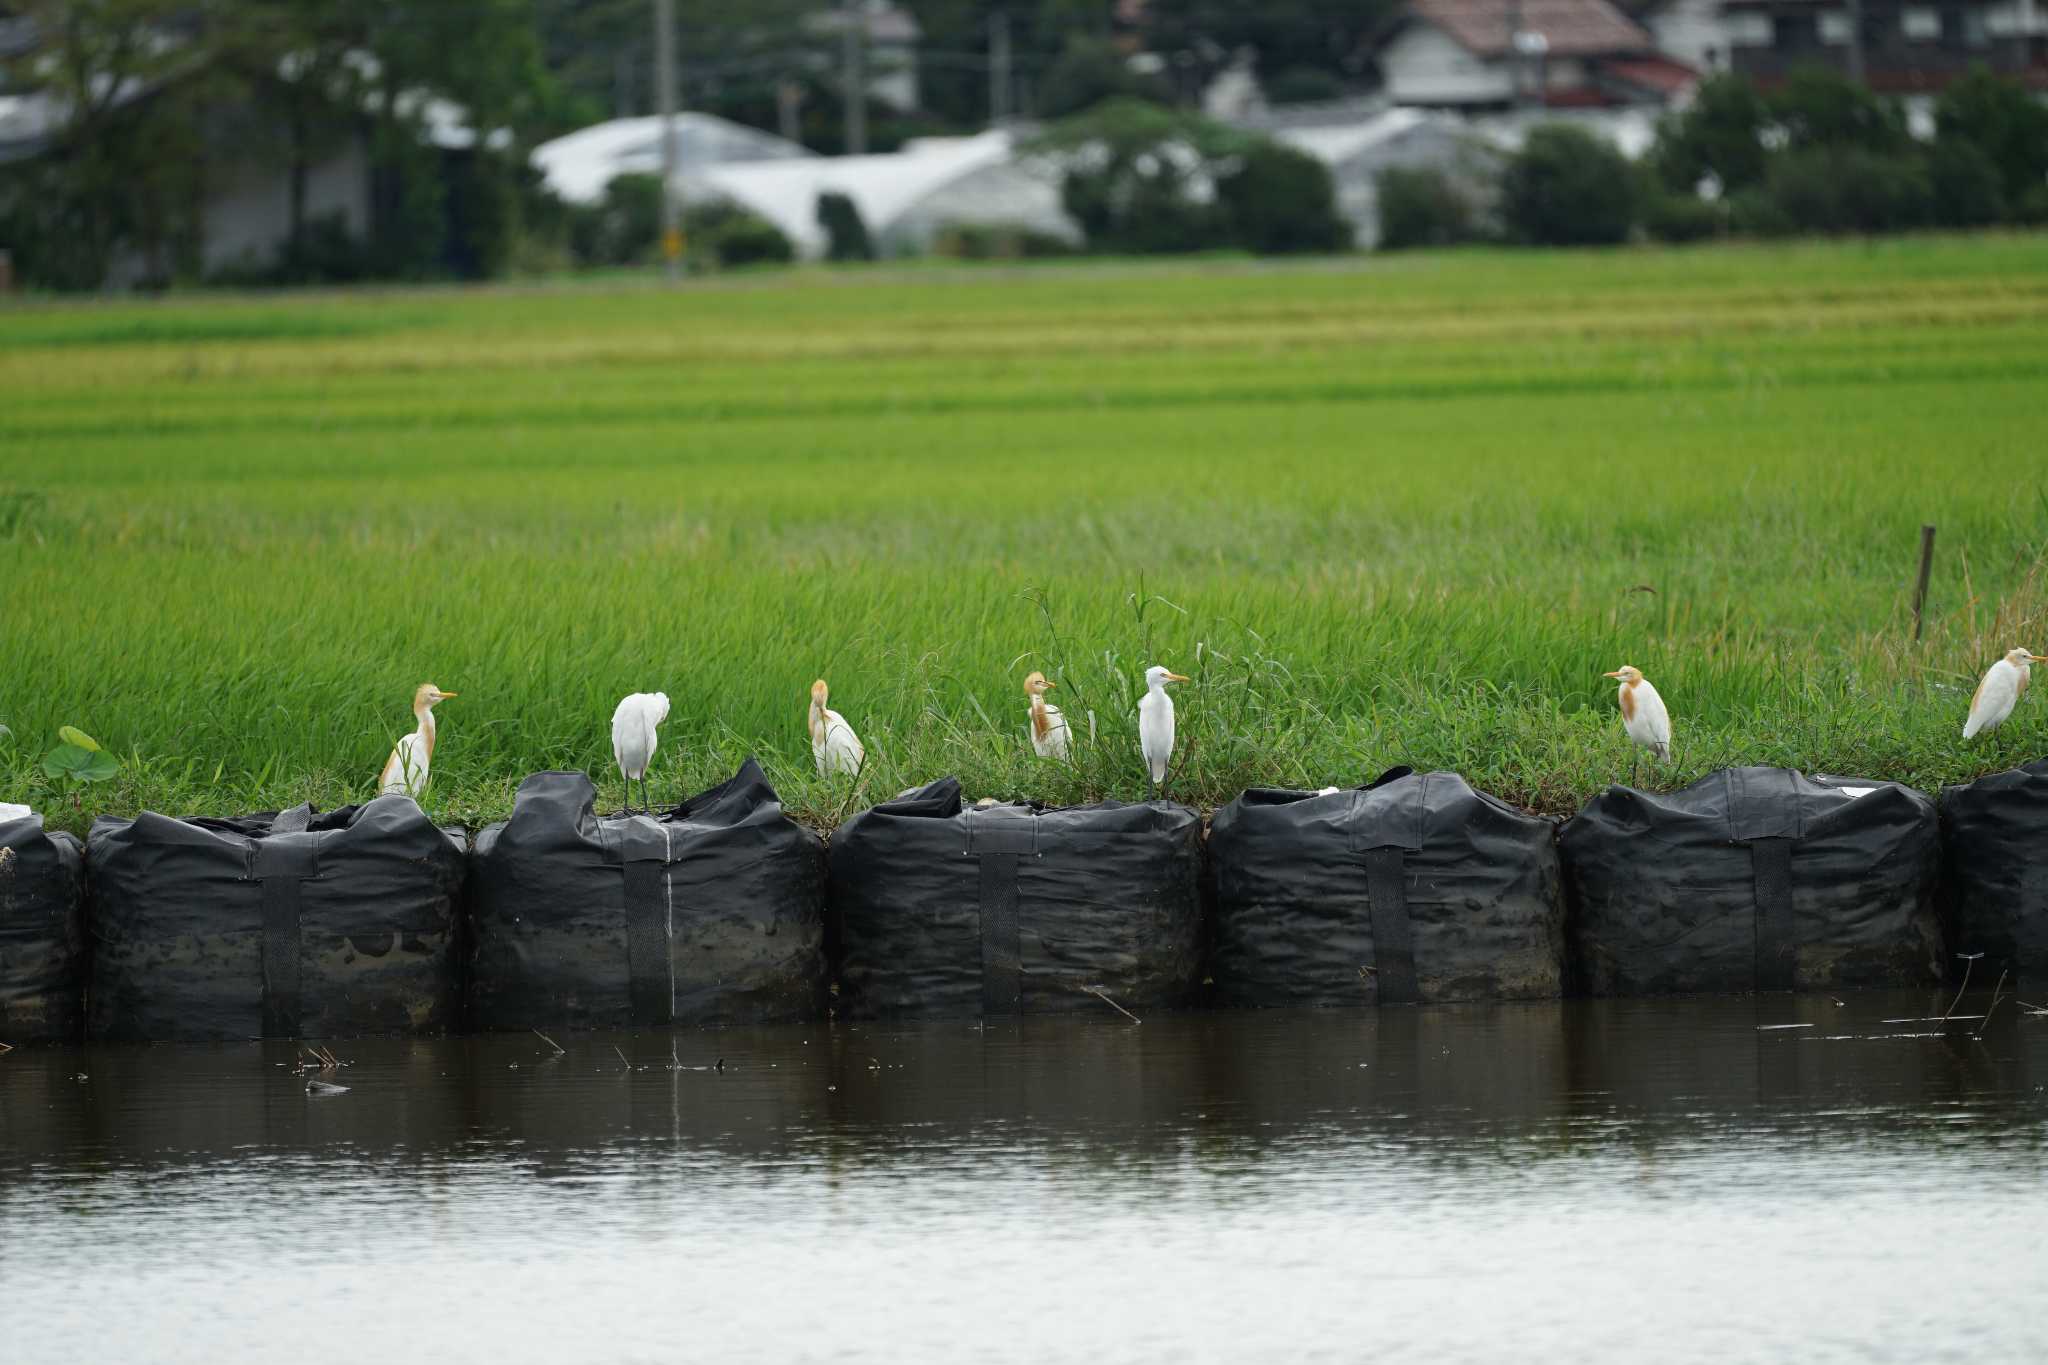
[
  {"x1": 1407, "y1": 0, "x2": 1654, "y2": 57},
  {"x1": 532, "y1": 114, "x2": 814, "y2": 205},
  {"x1": 1602, "y1": 55, "x2": 1698, "y2": 94}
]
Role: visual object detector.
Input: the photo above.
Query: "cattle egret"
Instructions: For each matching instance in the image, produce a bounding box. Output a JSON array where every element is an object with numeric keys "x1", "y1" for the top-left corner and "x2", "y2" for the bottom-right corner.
[
  {"x1": 1963, "y1": 647, "x2": 2046, "y2": 740},
  {"x1": 1024, "y1": 671, "x2": 1070, "y2": 759},
  {"x1": 1138, "y1": 665, "x2": 1189, "y2": 799},
  {"x1": 1603, "y1": 665, "x2": 1671, "y2": 785},
  {"x1": 809, "y1": 679, "x2": 866, "y2": 778},
  {"x1": 611, "y1": 691, "x2": 671, "y2": 813},
  {"x1": 378, "y1": 683, "x2": 456, "y2": 799},
  {"x1": 0, "y1": 802, "x2": 31, "y2": 822}
]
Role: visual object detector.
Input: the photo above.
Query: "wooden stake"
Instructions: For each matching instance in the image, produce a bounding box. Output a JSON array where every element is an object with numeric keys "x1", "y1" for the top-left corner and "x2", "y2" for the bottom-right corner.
[{"x1": 1912, "y1": 524, "x2": 1936, "y2": 642}]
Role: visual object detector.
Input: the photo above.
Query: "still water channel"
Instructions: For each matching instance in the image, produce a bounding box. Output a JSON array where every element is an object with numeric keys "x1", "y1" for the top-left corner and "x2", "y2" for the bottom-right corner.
[{"x1": 4, "y1": 994, "x2": 2046, "y2": 1363}]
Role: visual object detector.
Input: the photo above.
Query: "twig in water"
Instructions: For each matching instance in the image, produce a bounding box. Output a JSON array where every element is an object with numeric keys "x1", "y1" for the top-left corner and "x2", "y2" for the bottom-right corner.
[
  {"x1": 532, "y1": 1027, "x2": 566, "y2": 1056},
  {"x1": 1976, "y1": 970, "x2": 2011, "y2": 1039},
  {"x1": 1080, "y1": 983, "x2": 1141, "y2": 1024},
  {"x1": 612, "y1": 1045, "x2": 631, "y2": 1069},
  {"x1": 0, "y1": 1040, "x2": 14, "y2": 1057},
  {"x1": 670, "y1": 1037, "x2": 682, "y2": 1071},
  {"x1": 2018, "y1": 999, "x2": 2048, "y2": 1017},
  {"x1": 1941, "y1": 954, "x2": 1981, "y2": 1023}
]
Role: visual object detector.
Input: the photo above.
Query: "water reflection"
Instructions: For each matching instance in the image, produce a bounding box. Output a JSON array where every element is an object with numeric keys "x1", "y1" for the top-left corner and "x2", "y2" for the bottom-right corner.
[{"x1": 3, "y1": 996, "x2": 2045, "y2": 1363}]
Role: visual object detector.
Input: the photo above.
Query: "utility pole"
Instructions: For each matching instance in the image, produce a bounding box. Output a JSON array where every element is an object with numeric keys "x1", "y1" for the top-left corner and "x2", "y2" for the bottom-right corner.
[
  {"x1": 842, "y1": 0, "x2": 867, "y2": 155},
  {"x1": 989, "y1": 8, "x2": 1012, "y2": 126},
  {"x1": 655, "y1": 0, "x2": 682, "y2": 279},
  {"x1": 1844, "y1": 0, "x2": 1866, "y2": 84}
]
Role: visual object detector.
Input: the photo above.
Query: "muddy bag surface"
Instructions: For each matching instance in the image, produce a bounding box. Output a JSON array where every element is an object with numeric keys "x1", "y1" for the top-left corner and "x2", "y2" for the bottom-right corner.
[
  {"x1": 0, "y1": 813, "x2": 86, "y2": 1042},
  {"x1": 1941, "y1": 758, "x2": 2048, "y2": 989},
  {"x1": 1210, "y1": 769, "x2": 1564, "y2": 1007},
  {"x1": 830, "y1": 779, "x2": 1203, "y2": 1018},
  {"x1": 88, "y1": 797, "x2": 465, "y2": 1040},
  {"x1": 469, "y1": 761, "x2": 826, "y2": 1031},
  {"x1": 1560, "y1": 766, "x2": 1941, "y2": 995}
]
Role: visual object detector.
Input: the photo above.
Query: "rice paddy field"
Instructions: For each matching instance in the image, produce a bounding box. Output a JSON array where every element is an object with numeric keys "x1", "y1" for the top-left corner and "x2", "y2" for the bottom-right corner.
[{"x1": 2, "y1": 234, "x2": 2046, "y2": 832}]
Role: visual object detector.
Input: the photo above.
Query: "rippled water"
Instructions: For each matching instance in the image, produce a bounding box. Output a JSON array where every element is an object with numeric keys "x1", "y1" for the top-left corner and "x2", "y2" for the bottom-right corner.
[{"x1": 5, "y1": 994, "x2": 2046, "y2": 1363}]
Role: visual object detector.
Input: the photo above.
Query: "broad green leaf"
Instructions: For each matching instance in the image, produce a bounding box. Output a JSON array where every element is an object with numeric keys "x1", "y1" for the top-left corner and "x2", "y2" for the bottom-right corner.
[
  {"x1": 44, "y1": 743, "x2": 118, "y2": 783},
  {"x1": 57, "y1": 726, "x2": 100, "y2": 752}
]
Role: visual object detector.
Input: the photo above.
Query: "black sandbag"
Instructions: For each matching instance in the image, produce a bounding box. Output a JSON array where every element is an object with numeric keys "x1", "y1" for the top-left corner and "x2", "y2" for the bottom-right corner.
[
  {"x1": 0, "y1": 812, "x2": 86, "y2": 1042},
  {"x1": 88, "y1": 797, "x2": 465, "y2": 1040},
  {"x1": 1560, "y1": 766, "x2": 1942, "y2": 996},
  {"x1": 1209, "y1": 769, "x2": 1565, "y2": 1007},
  {"x1": 829, "y1": 778, "x2": 1203, "y2": 1018},
  {"x1": 1940, "y1": 758, "x2": 2048, "y2": 989},
  {"x1": 469, "y1": 760, "x2": 826, "y2": 1031}
]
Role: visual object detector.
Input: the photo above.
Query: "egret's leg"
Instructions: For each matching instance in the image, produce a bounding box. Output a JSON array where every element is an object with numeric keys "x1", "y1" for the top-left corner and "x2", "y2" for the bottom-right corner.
[{"x1": 1630, "y1": 755, "x2": 1639, "y2": 789}]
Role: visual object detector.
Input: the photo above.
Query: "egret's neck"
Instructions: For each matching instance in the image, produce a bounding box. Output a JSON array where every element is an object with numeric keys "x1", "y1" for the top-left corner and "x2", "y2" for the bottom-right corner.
[{"x1": 414, "y1": 703, "x2": 437, "y2": 753}]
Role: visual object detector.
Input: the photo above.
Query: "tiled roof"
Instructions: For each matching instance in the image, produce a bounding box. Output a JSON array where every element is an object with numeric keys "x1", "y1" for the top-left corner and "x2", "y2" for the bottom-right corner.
[{"x1": 1409, "y1": 0, "x2": 1654, "y2": 57}]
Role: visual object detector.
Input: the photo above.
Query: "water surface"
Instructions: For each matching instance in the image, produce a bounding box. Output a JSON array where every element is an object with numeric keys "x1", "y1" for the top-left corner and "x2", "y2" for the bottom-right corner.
[{"x1": 5, "y1": 994, "x2": 2046, "y2": 1363}]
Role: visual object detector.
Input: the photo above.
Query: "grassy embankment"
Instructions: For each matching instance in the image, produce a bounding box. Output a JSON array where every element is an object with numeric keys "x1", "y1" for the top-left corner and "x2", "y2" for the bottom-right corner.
[{"x1": 2, "y1": 235, "x2": 2046, "y2": 833}]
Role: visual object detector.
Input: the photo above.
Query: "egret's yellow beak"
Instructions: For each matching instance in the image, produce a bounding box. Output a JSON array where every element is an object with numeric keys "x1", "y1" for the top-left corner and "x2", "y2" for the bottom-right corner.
[
  {"x1": 1042, "y1": 679, "x2": 1056, "y2": 689},
  {"x1": 1165, "y1": 672, "x2": 1190, "y2": 683},
  {"x1": 439, "y1": 691, "x2": 459, "y2": 699},
  {"x1": 1602, "y1": 670, "x2": 1622, "y2": 679},
  {"x1": 2031, "y1": 655, "x2": 2048, "y2": 664}
]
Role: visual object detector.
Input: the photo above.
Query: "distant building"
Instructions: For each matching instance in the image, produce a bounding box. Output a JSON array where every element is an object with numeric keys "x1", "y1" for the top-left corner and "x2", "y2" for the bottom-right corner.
[
  {"x1": 531, "y1": 114, "x2": 815, "y2": 206},
  {"x1": 1638, "y1": 0, "x2": 2048, "y2": 91},
  {"x1": 1241, "y1": 107, "x2": 1505, "y2": 246},
  {"x1": 803, "y1": 2, "x2": 924, "y2": 113},
  {"x1": 1375, "y1": 0, "x2": 1699, "y2": 107},
  {"x1": 691, "y1": 130, "x2": 1078, "y2": 259}
]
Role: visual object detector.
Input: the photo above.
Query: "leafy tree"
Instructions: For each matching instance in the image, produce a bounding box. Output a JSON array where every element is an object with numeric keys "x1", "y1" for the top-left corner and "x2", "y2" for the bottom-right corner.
[
  {"x1": 1031, "y1": 97, "x2": 1240, "y2": 253},
  {"x1": 1934, "y1": 67, "x2": 2048, "y2": 209},
  {"x1": 1375, "y1": 166, "x2": 1477, "y2": 250},
  {"x1": 1768, "y1": 66, "x2": 1910, "y2": 155},
  {"x1": 1037, "y1": 34, "x2": 1170, "y2": 117},
  {"x1": 1214, "y1": 140, "x2": 1348, "y2": 253},
  {"x1": 1650, "y1": 73, "x2": 1770, "y2": 195},
  {"x1": 816, "y1": 190, "x2": 874, "y2": 261},
  {"x1": 1499, "y1": 123, "x2": 1638, "y2": 246}
]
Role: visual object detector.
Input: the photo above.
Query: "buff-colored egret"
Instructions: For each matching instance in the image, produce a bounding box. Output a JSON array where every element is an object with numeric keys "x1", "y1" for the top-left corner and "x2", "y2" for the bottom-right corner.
[
  {"x1": 809, "y1": 679, "x2": 865, "y2": 778},
  {"x1": 1603, "y1": 665, "x2": 1671, "y2": 786},
  {"x1": 611, "y1": 691, "x2": 670, "y2": 813},
  {"x1": 1024, "y1": 671, "x2": 1069, "y2": 759},
  {"x1": 1138, "y1": 665, "x2": 1189, "y2": 800},
  {"x1": 378, "y1": 683, "x2": 457, "y2": 800},
  {"x1": 1963, "y1": 647, "x2": 2046, "y2": 740}
]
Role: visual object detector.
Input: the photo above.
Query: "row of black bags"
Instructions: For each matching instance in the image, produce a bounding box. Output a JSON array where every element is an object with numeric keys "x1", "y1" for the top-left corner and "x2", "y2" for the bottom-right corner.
[{"x1": 3, "y1": 758, "x2": 2045, "y2": 1041}]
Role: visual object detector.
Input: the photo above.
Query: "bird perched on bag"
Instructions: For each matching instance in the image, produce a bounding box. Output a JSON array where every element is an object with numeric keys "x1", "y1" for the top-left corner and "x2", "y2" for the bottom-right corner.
[
  {"x1": 611, "y1": 691, "x2": 670, "y2": 813},
  {"x1": 809, "y1": 678, "x2": 866, "y2": 778},
  {"x1": 378, "y1": 683, "x2": 457, "y2": 800},
  {"x1": 1603, "y1": 665, "x2": 1670, "y2": 785},
  {"x1": 1024, "y1": 671, "x2": 1069, "y2": 759},
  {"x1": 1138, "y1": 665, "x2": 1189, "y2": 800},
  {"x1": 1963, "y1": 647, "x2": 2046, "y2": 740}
]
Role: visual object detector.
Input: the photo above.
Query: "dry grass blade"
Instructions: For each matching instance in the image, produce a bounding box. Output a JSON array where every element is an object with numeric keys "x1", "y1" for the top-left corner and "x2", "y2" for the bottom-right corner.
[
  {"x1": 532, "y1": 1027, "x2": 566, "y2": 1056},
  {"x1": 1080, "y1": 983, "x2": 1141, "y2": 1024}
]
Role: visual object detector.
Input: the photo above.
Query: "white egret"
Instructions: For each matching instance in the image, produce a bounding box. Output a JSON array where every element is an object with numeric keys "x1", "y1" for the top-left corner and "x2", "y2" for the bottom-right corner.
[
  {"x1": 1137, "y1": 665, "x2": 1189, "y2": 800},
  {"x1": 1963, "y1": 647, "x2": 2046, "y2": 740},
  {"x1": 1603, "y1": 665, "x2": 1671, "y2": 785},
  {"x1": 1024, "y1": 671, "x2": 1070, "y2": 759},
  {"x1": 611, "y1": 691, "x2": 670, "y2": 813},
  {"x1": 377, "y1": 683, "x2": 457, "y2": 800},
  {"x1": 809, "y1": 678, "x2": 866, "y2": 778}
]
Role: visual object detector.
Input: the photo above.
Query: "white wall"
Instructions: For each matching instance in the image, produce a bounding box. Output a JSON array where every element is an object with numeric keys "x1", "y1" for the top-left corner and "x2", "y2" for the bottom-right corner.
[
  {"x1": 202, "y1": 137, "x2": 370, "y2": 275},
  {"x1": 1383, "y1": 26, "x2": 1515, "y2": 106},
  {"x1": 1646, "y1": 0, "x2": 1733, "y2": 71}
]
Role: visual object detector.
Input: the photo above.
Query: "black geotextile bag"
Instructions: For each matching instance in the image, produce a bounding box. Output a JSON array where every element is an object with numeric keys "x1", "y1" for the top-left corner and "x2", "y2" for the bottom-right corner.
[
  {"x1": 1559, "y1": 766, "x2": 1942, "y2": 996},
  {"x1": 829, "y1": 778, "x2": 1203, "y2": 1018},
  {"x1": 88, "y1": 796, "x2": 466, "y2": 1040},
  {"x1": 469, "y1": 760, "x2": 826, "y2": 1031},
  {"x1": 0, "y1": 812, "x2": 86, "y2": 1042},
  {"x1": 1940, "y1": 758, "x2": 2048, "y2": 989},
  {"x1": 1209, "y1": 768, "x2": 1565, "y2": 1007}
]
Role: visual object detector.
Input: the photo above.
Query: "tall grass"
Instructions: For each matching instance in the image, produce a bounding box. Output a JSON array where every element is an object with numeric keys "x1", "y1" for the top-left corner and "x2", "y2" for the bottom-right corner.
[{"x1": 2, "y1": 236, "x2": 2046, "y2": 831}]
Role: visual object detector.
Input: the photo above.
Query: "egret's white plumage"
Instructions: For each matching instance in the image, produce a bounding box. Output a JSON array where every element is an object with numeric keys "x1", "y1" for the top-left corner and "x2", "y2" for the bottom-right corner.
[
  {"x1": 1024, "y1": 671, "x2": 1069, "y2": 759},
  {"x1": 0, "y1": 801, "x2": 32, "y2": 822},
  {"x1": 1137, "y1": 665, "x2": 1189, "y2": 796},
  {"x1": 611, "y1": 691, "x2": 671, "y2": 811},
  {"x1": 1603, "y1": 665, "x2": 1671, "y2": 766},
  {"x1": 809, "y1": 679, "x2": 865, "y2": 778},
  {"x1": 1963, "y1": 648, "x2": 2045, "y2": 739},
  {"x1": 378, "y1": 683, "x2": 456, "y2": 800}
]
